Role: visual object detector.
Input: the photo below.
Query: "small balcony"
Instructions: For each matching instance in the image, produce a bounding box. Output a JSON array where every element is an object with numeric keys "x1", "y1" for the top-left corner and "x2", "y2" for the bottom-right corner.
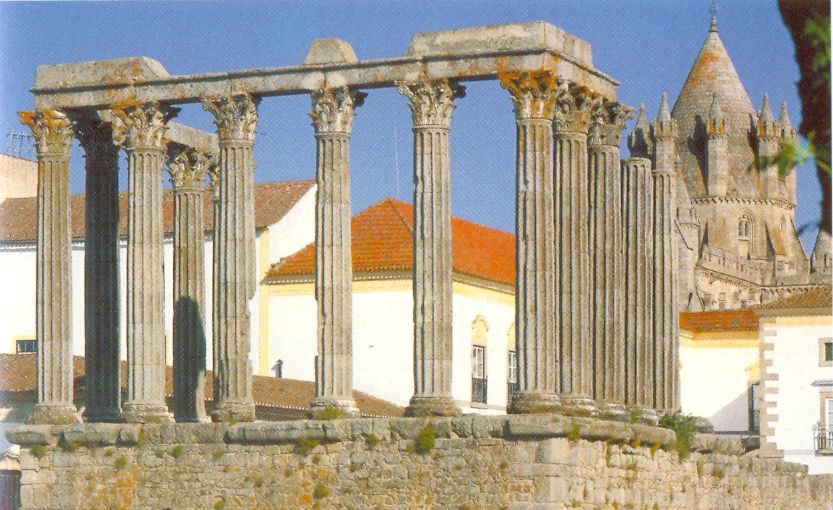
[
  {"x1": 471, "y1": 377, "x2": 488, "y2": 405},
  {"x1": 815, "y1": 426, "x2": 833, "y2": 454}
]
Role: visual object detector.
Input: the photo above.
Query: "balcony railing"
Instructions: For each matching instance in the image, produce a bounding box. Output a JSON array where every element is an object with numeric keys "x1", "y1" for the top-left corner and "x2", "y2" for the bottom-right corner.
[
  {"x1": 472, "y1": 377, "x2": 487, "y2": 404},
  {"x1": 815, "y1": 427, "x2": 832, "y2": 452},
  {"x1": 507, "y1": 382, "x2": 520, "y2": 402}
]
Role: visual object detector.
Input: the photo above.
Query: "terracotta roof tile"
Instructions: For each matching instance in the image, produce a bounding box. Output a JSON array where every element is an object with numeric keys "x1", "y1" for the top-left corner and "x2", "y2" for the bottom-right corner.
[
  {"x1": 752, "y1": 286, "x2": 832, "y2": 311},
  {"x1": 679, "y1": 310, "x2": 758, "y2": 333},
  {"x1": 268, "y1": 198, "x2": 515, "y2": 286},
  {"x1": 0, "y1": 180, "x2": 314, "y2": 243},
  {"x1": 0, "y1": 353, "x2": 402, "y2": 418}
]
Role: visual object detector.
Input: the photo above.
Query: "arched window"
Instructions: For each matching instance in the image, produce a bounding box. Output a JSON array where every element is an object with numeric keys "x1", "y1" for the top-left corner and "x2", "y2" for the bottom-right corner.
[{"x1": 738, "y1": 212, "x2": 753, "y2": 240}]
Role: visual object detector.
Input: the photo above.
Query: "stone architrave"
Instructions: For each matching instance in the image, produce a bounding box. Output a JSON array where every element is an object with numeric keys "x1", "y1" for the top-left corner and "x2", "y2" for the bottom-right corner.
[
  {"x1": 308, "y1": 86, "x2": 366, "y2": 416},
  {"x1": 651, "y1": 97, "x2": 681, "y2": 412},
  {"x1": 202, "y1": 94, "x2": 260, "y2": 423},
  {"x1": 18, "y1": 109, "x2": 81, "y2": 425},
  {"x1": 398, "y1": 79, "x2": 465, "y2": 417},
  {"x1": 499, "y1": 71, "x2": 561, "y2": 414},
  {"x1": 112, "y1": 101, "x2": 179, "y2": 423},
  {"x1": 587, "y1": 101, "x2": 631, "y2": 420},
  {"x1": 73, "y1": 113, "x2": 121, "y2": 423},
  {"x1": 553, "y1": 82, "x2": 596, "y2": 416},
  {"x1": 166, "y1": 144, "x2": 212, "y2": 423}
]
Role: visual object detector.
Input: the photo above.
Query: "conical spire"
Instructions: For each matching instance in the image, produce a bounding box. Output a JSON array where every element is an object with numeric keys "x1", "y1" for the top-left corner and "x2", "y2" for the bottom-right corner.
[
  {"x1": 779, "y1": 101, "x2": 792, "y2": 130},
  {"x1": 627, "y1": 103, "x2": 651, "y2": 158},
  {"x1": 652, "y1": 93, "x2": 676, "y2": 140},
  {"x1": 759, "y1": 94, "x2": 774, "y2": 123},
  {"x1": 636, "y1": 103, "x2": 648, "y2": 129},
  {"x1": 657, "y1": 93, "x2": 671, "y2": 122}
]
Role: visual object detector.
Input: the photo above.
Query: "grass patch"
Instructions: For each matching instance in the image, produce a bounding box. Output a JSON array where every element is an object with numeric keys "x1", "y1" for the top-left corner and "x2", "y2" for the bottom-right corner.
[
  {"x1": 211, "y1": 448, "x2": 224, "y2": 460},
  {"x1": 415, "y1": 424, "x2": 437, "y2": 454},
  {"x1": 59, "y1": 439, "x2": 79, "y2": 452},
  {"x1": 658, "y1": 411, "x2": 697, "y2": 460},
  {"x1": 312, "y1": 407, "x2": 346, "y2": 420},
  {"x1": 629, "y1": 437, "x2": 642, "y2": 449},
  {"x1": 649, "y1": 442, "x2": 661, "y2": 458},
  {"x1": 567, "y1": 422, "x2": 581, "y2": 443},
  {"x1": 349, "y1": 463, "x2": 360, "y2": 472},
  {"x1": 214, "y1": 499, "x2": 225, "y2": 510},
  {"x1": 170, "y1": 445, "x2": 185, "y2": 459},
  {"x1": 104, "y1": 447, "x2": 115, "y2": 457},
  {"x1": 365, "y1": 433, "x2": 381, "y2": 448},
  {"x1": 155, "y1": 450, "x2": 166, "y2": 459},
  {"x1": 114, "y1": 455, "x2": 128, "y2": 470},
  {"x1": 628, "y1": 408, "x2": 641, "y2": 424},
  {"x1": 713, "y1": 466, "x2": 725, "y2": 479},
  {"x1": 298, "y1": 436, "x2": 320, "y2": 455},
  {"x1": 604, "y1": 441, "x2": 613, "y2": 466},
  {"x1": 31, "y1": 444, "x2": 47, "y2": 459},
  {"x1": 136, "y1": 429, "x2": 147, "y2": 446},
  {"x1": 499, "y1": 460, "x2": 509, "y2": 470},
  {"x1": 312, "y1": 454, "x2": 321, "y2": 465},
  {"x1": 313, "y1": 482, "x2": 330, "y2": 499}
]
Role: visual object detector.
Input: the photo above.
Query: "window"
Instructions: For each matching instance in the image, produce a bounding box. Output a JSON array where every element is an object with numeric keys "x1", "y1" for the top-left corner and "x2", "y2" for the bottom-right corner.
[
  {"x1": 748, "y1": 383, "x2": 760, "y2": 433},
  {"x1": 820, "y1": 338, "x2": 833, "y2": 367},
  {"x1": 272, "y1": 359, "x2": 283, "y2": 378},
  {"x1": 471, "y1": 345, "x2": 487, "y2": 404},
  {"x1": 817, "y1": 398, "x2": 833, "y2": 452},
  {"x1": 16, "y1": 339, "x2": 36, "y2": 354},
  {"x1": 825, "y1": 343, "x2": 833, "y2": 363},
  {"x1": 507, "y1": 351, "x2": 519, "y2": 400},
  {"x1": 738, "y1": 212, "x2": 753, "y2": 240}
]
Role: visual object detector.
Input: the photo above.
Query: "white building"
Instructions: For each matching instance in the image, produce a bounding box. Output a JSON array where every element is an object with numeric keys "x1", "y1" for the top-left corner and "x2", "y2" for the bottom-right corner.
[
  {"x1": 264, "y1": 198, "x2": 517, "y2": 414},
  {"x1": 0, "y1": 176, "x2": 316, "y2": 376},
  {"x1": 756, "y1": 287, "x2": 833, "y2": 475}
]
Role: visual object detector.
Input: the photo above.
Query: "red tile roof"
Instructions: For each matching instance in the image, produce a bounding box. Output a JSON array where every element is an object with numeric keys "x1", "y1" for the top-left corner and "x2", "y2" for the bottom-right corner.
[
  {"x1": 0, "y1": 180, "x2": 314, "y2": 243},
  {"x1": 268, "y1": 198, "x2": 515, "y2": 286},
  {"x1": 752, "y1": 286, "x2": 832, "y2": 312},
  {"x1": 679, "y1": 310, "x2": 759, "y2": 333},
  {"x1": 0, "y1": 353, "x2": 402, "y2": 418}
]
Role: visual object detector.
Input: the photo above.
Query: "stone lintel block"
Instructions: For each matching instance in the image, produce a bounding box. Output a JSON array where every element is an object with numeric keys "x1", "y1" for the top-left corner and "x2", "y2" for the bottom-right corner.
[
  {"x1": 449, "y1": 416, "x2": 474, "y2": 438},
  {"x1": 535, "y1": 438, "x2": 571, "y2": 464},
  {"x1": 304, "y1": 38, "x2": 358, "y2": 66},
  {"x1": 226, "y1": 421, "x2": 327, "y2": 445},
  {"x1": 36, "y1": 57, "x2": 169, "y2": 88},
  {"x1": 506, "y1": 414, "x2": 569, "y2": 438},
  {"x1": 471, "y1": 415, "x2": 507, "y2": 438},
  {"x1": 691, "y1": 433, "x2": 743, "y2": 455},
  {"x1": 6, "y1": 425, "x2": 58, "y2": 446},
  {"x1": 61, "y1": 424, "x2": 119, "y2": 446},
  {"x1": 117, "y1": 425, "x2": 142, "y2": 445},
  {"x1": 405, "y1": 22, "x2": 592, "y2": 69}
]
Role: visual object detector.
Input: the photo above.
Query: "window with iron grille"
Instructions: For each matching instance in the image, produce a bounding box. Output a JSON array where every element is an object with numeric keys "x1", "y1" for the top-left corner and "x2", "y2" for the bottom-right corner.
[
  {"x1": 748, "y1": 382, "x2": 760, "y2": 433},
  {"x1": 507, "y1": 351, "x2": 519, "y2": 399},
  {"x1": 15, "y1": 339, "x2": 36, "y2": 354},
  {"x1": 471, "y1": 345, "x2": 487, "y2": 404}
]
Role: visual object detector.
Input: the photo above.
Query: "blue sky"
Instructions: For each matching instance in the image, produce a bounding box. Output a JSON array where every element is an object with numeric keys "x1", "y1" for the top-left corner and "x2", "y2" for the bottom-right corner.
[{"x1": 0, "y1": 0, "x2": 822, "y2": 250}]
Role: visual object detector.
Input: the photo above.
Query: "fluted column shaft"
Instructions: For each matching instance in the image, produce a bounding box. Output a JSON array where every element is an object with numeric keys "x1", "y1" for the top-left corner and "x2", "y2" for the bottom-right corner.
[
  {"x1": 19, "y1": 110, "x2": 80, "y2": 425},
  {"x1": 399, "y1": 80, "x2": 463, "y2": 417},
  {"x1": 309, "y1": 87, "x2": 364, "y2": 416},
  {"x1": 622, "y1": 157, "x2": 655, "y2": 411},
  {"x1": 553, "y1": 86, "x2": 595, "y2": 414},
  {"x1": 203, "y1": 94, "x2": 259, "y2": 422},
  {"x1": 499, "y1": 72, "x2": 560, "y2": 414},
  {"x1": 113, "y1": 102, "x2": 178, "y2": 423},
  {"x1": 74, "y1": 114, "x2": 121, "y2": 422},
  {"x1": 168, "y1": 146, "x2": 211, "y2": 422}
]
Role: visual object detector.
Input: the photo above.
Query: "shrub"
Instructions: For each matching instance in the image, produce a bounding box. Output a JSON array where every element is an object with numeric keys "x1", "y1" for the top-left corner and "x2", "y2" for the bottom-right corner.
[
  {"x1": 629, "y1": 438, "x2": 642, "y2": 449},
  {"x1": 211, "y1": 449, "x2": 224, "y2": 460},
  {"x1": 649, "y1": 442, "x2": 661, "y2": 458},
  {"x1": 629, "y1": 408, "x2": 641, "y2": 424},
  {"x1": 104, "y1": 447, "x2": 115, "y2": 457},
  {"x1": 365, "y1": 433, "x2": 381, "y2": 448},
  {"x1": 298, "y1": 436, "x2": 320, "y2": 455},
  {"x1": 170, "y1": 445, "x2": 184, "y2": 459},
  {"x1": 415, "y1": 424, "x2": 436, "y2": 454},
  {"x1": 214, "y1": 499, "x2": 226, "y2": 510},
  {"x1": 658, "y1": 411, "x2": 697, "y2": 460},
  {"x1": 713, "y1": 466, "x2": 725, "y2": 479},
  {"x1": 312, "y1": 454, "x2": 321, "y2": 465},
  {"x1": 136, "y1": 429, "x2": 147, "y2": 446},
  {"x1": 313, "y1": 482, "x2": 330, "y2": 499},
  {"x1": 155, "y1": 450, "x2": 166, "y2": 459},
  {"x1": 31, "y1": 444, "x2": 47, "y2": 459},
  {"x1": 567, "y1": 422, "x2": 581, "y2": 443},
  {"x1": 499, "y1": 460, "x2": 509, "y2": 470},
  {"x1": 114, "y1": 455, "x2": 128, "y2": 470},
  {"x1": 312, "y1": 407, "x2": 345, "y2": 420},
  {"x1": 60, "y1": 439, "x2": 79, "y2": 452}
]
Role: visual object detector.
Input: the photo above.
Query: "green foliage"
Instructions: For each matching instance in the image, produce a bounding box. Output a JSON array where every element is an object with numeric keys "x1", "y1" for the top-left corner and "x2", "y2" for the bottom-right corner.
[
  {"x1": 298, "y1": 436, "x2": 320, "y2": 455},
  {"x1": 214, "y1": 499, "x2": 226, "y2": 510},
  {"x1": 629, "y1": 438, "x2": 642, "y2": 449},
  {"x1": 567, "y1": 422, "x2": 581, "y2": 443},
  {"x1": 628, "y1": 408, "x2": 642, "y2": 424},
  {"x1": 103, "y1": 447, "x2": 115, "y2": 457},
  {"x1": 312, "y1": 454, "x2": 321, "y2": 465},
  {"x1": 415, "y1": 424, "x2": 436, "y2": 454},
  {"x1": 499, "y1": 460, "x2": 509, "y2": 470},
  {"x1": 114, "y1": 455, "x2": 128, "y2": 470},
  {"x1": 649, "y1": 442, "x2": 661, "y2": 459},
  {"x1": 170, "y1": 445, "x2": 184, "y2": 459},
  {"x1": 713, "y1": 466, "x2": 725, "y2": 479},
  {"x1": 30, "y1": 444, "x2": 47, "y2": 459},
  {"x1": 604, "y1": 442, "x2": 613, "y2": 466},
  {"x1": 211, "y1": 448, "x2": 224, "y2": 460},
  {"x1": 364, "y1": 433, "x2": 381, "y2": 448},
  {"x1": 349, "y1": 463, "x2": 360, "y2": 472},
  {"x1": 658, "y1": 411, "x2": 697, "y2": 460},
  {"x1": 313, "y1": 482, "x2": 330, "y2": 499},
  {"x1": 312, "y1": 406, "x2": 346, "y2": 420},
  {"x1": 136, "y1": 429, "x2": 147, "y2": 446},
  {"x1": 60, "y1": 439, "x2": 79, "y2": 452},
  {"x1": 805, "y1": 16, "x2": 831, "y2": 89},
  {"x1": 155, "y1": 449, "x2": 166, "y2": 459}
]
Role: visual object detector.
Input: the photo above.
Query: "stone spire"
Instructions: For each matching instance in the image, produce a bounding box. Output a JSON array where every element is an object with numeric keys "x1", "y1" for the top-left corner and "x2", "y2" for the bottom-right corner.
[
  {"x1": 779, "y1": 101, "x2": 795, "y2": 136},
  {"x1": 758, "y1": 94, "x2": 774, "y2": 124},
  {"x1": 705, "y1": 93, "x2": 729, "y2": 196},
  {"x1": 756, "y1": 94, "x2": 780, "y2": 199},
  {"x1": 627, "y1": 103, "x2": 652, "y2": 158}
]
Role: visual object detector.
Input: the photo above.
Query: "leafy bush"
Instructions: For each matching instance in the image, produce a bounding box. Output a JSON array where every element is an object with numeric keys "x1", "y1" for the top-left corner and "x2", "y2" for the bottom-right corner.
[
  {"x1": 170, "y1": 445, "x2": 184, "y2": 459},
  {"x1": 312, "y1": 407, "x2": 346, "y2": 420},
  {"x1": 31, "y1": 444, "x2": 47, "y2": 459},
  {"x1": 114, "y1": 455, "x2": 128, "y2": 470},
  {"x1": 365, "y1": 433, "x2": 381, "y2": 448},
  {"x1": 313, "y1": 482, "x2": 330, "y2": 499},
  {"x1": 567, "y1": 422, "x2": 581, "y2": 443},
  {"x1": 298, "y1": 436, "x2": 320, "y2": 455},
  {"x1": 415, "y1": 424, "x2": 436, "y2": 454},
  {"x1": 659, "y1": 411, "x2": 697, "y2": 460}
]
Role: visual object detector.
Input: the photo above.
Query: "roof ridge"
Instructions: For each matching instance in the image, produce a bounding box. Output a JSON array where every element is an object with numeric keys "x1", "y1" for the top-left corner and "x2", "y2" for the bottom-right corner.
[{"x1": 384, "y1": 197, "x2": 414, "y2": 235}]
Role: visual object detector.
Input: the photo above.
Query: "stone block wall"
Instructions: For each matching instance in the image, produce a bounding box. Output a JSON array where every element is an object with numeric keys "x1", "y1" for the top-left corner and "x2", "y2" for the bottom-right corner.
[{"x1": 7, "y1": 414, "x2": 832, "y2": 509}]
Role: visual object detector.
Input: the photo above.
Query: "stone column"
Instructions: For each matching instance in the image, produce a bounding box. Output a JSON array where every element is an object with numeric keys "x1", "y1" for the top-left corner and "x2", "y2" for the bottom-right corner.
[
  {"x1": 208, "y1": 166, "x2": 221, "y2": 415},
  {"x1": 498, "y1": 71, "x2": 560, "y2": 414},
  {"x1": 651, "y1": 99, "x2": 680, "y2": 412},
  {"x1": 166, "y1": 144, "x2": 211, "y2": 422},
  {"x1": 202, "y1": 94, "x2": 259, "y2": 422},
  {"x1": 309, "y1": 86, "x2": 365, "y2": 416},
  {"x1": 73, "y1": 113, "x2": 121, "y2": 423},
  {"x1": 553, "y1": 83, "x2": 595, "y2": 415},
  {"x1": 18, "y1": 110, "x2": 80, "y2": 425},
  {"x1": 587, "y1": 101, "x2": 630, "y2": 420},
  {"x1": 112, "y1": 102, "x2": 178, "y2": 423},
  {"x1": 398, "y1": 79, "x2": 464, "y2": 417}
]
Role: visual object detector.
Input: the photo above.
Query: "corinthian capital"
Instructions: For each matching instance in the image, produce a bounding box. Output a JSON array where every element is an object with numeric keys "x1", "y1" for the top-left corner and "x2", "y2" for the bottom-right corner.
[
  {"x1": 111, "y1": 102, "x2": 179, "y2": 151},
  {"x1": 18, "y1": 109, "x2": 73, "y2": 156},
  {"x1": 589, "y1": 100, "x2": 634, "y2": 147},
  {"x1": 309, "y1": 87, "x2": 367, "y2": 135},
  {"x1": 166, "y1": 143, "x2": 213, "y2": 192},
  {"x1": 398, "y1": 79, "x2": 465, "y2": 128},
  {"x1": 499, "y1": 71, "x2": 558, "y2": 120},
  {"x1": 202, "y1": 94, "x2": 260, "y2": 143},
  {"x1": 554, "y1": 82, "x2": 598, "y2": 133}
]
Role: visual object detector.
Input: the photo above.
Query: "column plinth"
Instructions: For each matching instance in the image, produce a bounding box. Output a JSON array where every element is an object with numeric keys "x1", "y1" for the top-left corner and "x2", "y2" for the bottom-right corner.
[
  {"x1": 499, "y1": 71, "x2": 561, "y2": 414},
  {"x1": 553, "y1": 84, "x2": 595, "y2": 417},
  {"x1": 112, "y1": 102, "x2": 179, "y2": 424},
  {"x1": 19, "y1": 110, "x2": 81, "y2": 425},
  {"x1": 308, "y1": 87, "x2": 365, "y2": 417},
  {"x1": 167, "y1": 144, "x2": 211, "y2": 423},
  {"x1": 203, "y1": 94, "x2": 260, "y2": 423},
  {"x1": 73, "y1": 113, "x2": 122, "y2": 423},
  {"x1": 399, "y1": 79, "x2": 463, "y2": 417}
]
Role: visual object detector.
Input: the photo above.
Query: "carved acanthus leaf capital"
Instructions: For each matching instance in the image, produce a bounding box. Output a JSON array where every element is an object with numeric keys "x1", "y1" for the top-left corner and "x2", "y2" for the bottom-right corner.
[
  {"x1": 553, "y1": 82, "x2": 598, "y2": 133},
  {"x1": 166, "y1": 143, "x2": 213, "y2": 191},
  {"x1": 309, "y1": 87, "x2": 366, "y2": 135},
  {"x1": 499, "y1": 71, "x2": 559, "y2": 120},
  {"x1": 398, "y1": 79, "x2": 465, "y2": 127},
  {"x1": 111, "y1": 102, "x2": 179, "y2": 151},
  {"x1": 202, "y1": 94, "x2": 260, "y2": 143},
  {"x1": 18, "y1": 109, "x2": 73, "y2": 156},
  {"x1": 589, "y1": 100, "x2": 634, "y2": 147}
]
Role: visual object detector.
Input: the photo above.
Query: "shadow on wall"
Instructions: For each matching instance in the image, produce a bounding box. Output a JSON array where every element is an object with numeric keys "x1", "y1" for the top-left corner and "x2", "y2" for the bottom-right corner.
[{"x1": 709, "y1": 389, "x2": 752, "y2": 433}]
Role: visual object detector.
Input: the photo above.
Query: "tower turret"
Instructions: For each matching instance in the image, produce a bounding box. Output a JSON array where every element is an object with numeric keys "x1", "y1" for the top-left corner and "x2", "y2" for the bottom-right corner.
[
  {"x1": 779, "y1": 101, "x2": 798, "y2": 204},
  {"x1": 651, "y1": 93, "x2": 676, "y2": 175},
  {"x1": 705, "y1": 93, "x2": 728, "y2": 196},
  {"x1": 756, "y1": 94, "x2": 780, "y2": 198},
  {"x1": 627, "y1": 103, "x2": 652, "y2": 159}
]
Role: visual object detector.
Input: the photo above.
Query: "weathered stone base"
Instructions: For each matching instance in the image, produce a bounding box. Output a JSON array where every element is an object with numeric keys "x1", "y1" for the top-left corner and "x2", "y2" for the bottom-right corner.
[
  {"x1": 508, "y1": 391, "x2": 560, "y2": 414},
  {"x1": 26, "y1": 404, "x2": 80, "y2": 425},
  {"x1": 597, "y1": 402, "x2": 630, "y2": 422},
  {"x1": 637, "y1": 407, "x2": 660, "y2": 426},
  {"x1": 560, "y1": 395, "x2": 598, "y2": 417},
  {"x1": 404, "y1": 396, "x2": 461, "y2": 417},
  {"x1": 308, "y1": 398, "x2": 359, "y2": 419},
  {"x1": 121, "y1": 403, "x2": 174, "y2": 424},
  {"x1": 8, "y1": 414, "x2": 832, "y2": 510},
  {"x1": 211, "y1": 400, "x2": 256, "y2": 423}
]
